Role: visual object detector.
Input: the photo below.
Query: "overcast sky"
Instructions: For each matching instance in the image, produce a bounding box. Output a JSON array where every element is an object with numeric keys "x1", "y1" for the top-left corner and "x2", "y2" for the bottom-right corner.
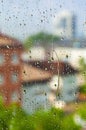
[{"x1": 0, "y1": 0, "x2": 86, "y2": 41}]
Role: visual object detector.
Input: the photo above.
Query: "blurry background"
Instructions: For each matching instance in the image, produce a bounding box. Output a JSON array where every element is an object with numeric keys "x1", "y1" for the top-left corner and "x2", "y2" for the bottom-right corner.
[
  {"x1": 0, "y1": 1, "x2": 86, "y2": 130},
  {"x1": 0, "y1": 0, "x2": 86, "y2": 113}
]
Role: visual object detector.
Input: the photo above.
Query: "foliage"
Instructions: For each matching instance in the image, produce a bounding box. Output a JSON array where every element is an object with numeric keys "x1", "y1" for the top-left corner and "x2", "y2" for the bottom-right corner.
[
  {"x1": 32, "y1": 108, "x2": 64, "y2": 130},
  {"x1": 79, "y1": 58, "x2": 86, "y2": 93},
  {"x1": 61, "y1": 114, "x2": 81, "y2": 130},
  {"x1": 79, "y1": 58, "x2": 86, "y2": 80},
  {"x1": 0, "y1": 102, "x2": 33, "y2": 130},
  {"x1": 61, "y1": 103, "x2": 86, "y2": 130},
  {"x1": 24, "y1": 32, "x2": 60, "y2": 49},
  {"x1": 0, "y1": 98, "x2": 84, "y2": 130},
  {"x1": 8, "y1": 104, "x2": 32, "y2": 130},
  {"x1": 31, "y1": 107, "x2": 81, "y2": 130},
  {"x1": 79, "y1": 84, "x2": 86, "y2": 94},
  {"x1": 76, "y1": 104, "x2": 86, "y2": 120}
]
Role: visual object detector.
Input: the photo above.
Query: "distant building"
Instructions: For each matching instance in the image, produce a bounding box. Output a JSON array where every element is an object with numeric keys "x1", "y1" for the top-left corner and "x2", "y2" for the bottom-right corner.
[
  {"x1": 53, "y1": 10, "x2": 76, "y2": 39},
  {"x1": 22, "y1": 45, "x2": 86, "y2": 68},
  {"x1": 51, "y1": 47, "x2": 86, "y2": 69},
  {"x1": 0, "y1": 33, "x2": 23, "y2": 105},
  {"x1": 22, "y1": 46, "x2": 45, "y2": 61},
  {"x1": 22, "y1": 60, "x2": 78, "y2": 113}
]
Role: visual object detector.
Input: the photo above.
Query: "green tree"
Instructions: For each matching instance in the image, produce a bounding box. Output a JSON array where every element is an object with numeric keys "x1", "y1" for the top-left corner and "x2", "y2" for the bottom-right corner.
[
  {"x1": 79, "y1": 58, "x2": 86, "y2": 94},
  {"x1": 79, "y1": 58, "x2": 86, "y2": 81},
  {"x1": 0, "y1": 98, "x2": 83, "y2": 130},
  {"x1": 61, "y1": 114, "x2": 81, "y2": 130},
  {"x1": 24, "y1": 32, "x2": 60, "y2": 49}
]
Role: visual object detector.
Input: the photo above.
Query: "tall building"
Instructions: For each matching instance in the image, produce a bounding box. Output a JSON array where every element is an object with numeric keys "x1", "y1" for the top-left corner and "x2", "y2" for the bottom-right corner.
[
  {"x1": 53, "y1": 11, "x2": 76, "y2": 39},
  {"x1": 0, "y1": 33, "x2": 23, "y2": 105}
]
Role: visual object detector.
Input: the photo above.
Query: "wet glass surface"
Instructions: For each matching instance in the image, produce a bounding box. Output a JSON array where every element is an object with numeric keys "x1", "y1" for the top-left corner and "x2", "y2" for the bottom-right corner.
[{"x1": 0, "y1": 0, "x2": 86, "y2": 130}]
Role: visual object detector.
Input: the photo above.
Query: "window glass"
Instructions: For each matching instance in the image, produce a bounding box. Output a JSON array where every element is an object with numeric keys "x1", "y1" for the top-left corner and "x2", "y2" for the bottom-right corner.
[
  {"x1": 0, "y1": 74, "x2": 4, "y2": 85},
  {"x1": 11, "y1": 73, "x2": 18, "y2": 83},
  {"x1": 11, "y1": 53, "x2": 19, "y2": 65},
  {"x1": 11, "y1": 92, "x2": 18, "y2": 102},
  {"x1": 0, "y1": 54, "x2": 4, "y2": 65},
  {"x1": 0, "y1": 0, "x2": 86, "y2": 130}
]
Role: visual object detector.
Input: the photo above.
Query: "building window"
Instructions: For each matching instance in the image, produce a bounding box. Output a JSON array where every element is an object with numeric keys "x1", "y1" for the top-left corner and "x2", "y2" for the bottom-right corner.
[
  {"x1": 0, "y1": 54, "x2": 4, "y2": 65},
  {"x1": 11, "y1": 73, "x2": 18, "y2": 83},
  {"x1": 0, "y1": 74, "x2": 4, "y2": 85},
  {"x1": 11, "y1": 92, "x2": 18, "y2": 102},
  {"x1": 11, "y1": 53, "x2": 19, "y2": 65}
]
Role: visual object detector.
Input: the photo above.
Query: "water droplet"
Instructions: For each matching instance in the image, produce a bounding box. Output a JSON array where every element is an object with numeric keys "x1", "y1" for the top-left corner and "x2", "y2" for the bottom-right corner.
[
  {"x1": 61, "y1": 37, "x2": 64, "y2": 40},
  {"x1": 24, "y1": 89, "x2": 26, "y2": 94},
  {"x1": 45, "y1": 68, "x2": 47, "y2": 70},
  {"x1": 7, "y1": 45, "x2": 9, "y2": 49},
  {"x1": 66, "y1": 55, "x2": 68, "y2": 58},
  {"x1": 41, "y1": 19, "x2": 43, "y2": 23},
  {"x1": 45, "y1": 92, "x2": 47, "y2": 96}
]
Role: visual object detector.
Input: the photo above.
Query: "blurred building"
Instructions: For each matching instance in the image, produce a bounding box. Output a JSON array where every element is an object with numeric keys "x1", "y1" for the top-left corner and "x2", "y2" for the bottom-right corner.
[
  {"x1": 0, "y1": 33, "x2": 23, "y2": 105},
  {"x1": 51, "y1": 47, "x2": 86, "y2": 69},
  {"x1": 22, "y1": 45, "x2": 86, "y2": 69},
  {"x1": 22, "y1": 60, "x2": 78, "y2": 113},
  {"x1": 53, "y1": 10, "x2": 76, "y2": 39},
  {"x1": 22, "y1": 46, "x2": 45, "y2": 61}
]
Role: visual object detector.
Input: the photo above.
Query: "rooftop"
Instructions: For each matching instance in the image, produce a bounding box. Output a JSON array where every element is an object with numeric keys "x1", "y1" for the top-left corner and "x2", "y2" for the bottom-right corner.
[
  {"x1": 22, "y1": 63, "x2": 52, "y2": 83},
  {"x1": 26, "y1": 60, "x2": 78, "y2": 76},
  {"x1": 0, "y1": 33, "x2": 23, "y2": 48},
  {"x1": 21, "y1": 60, "x2": 78, "y2": 83}
]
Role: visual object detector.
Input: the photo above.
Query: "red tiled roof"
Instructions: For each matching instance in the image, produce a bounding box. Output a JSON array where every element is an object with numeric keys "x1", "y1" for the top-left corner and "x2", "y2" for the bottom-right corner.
[
  {"x1": 21, "y1": 60, "x2": 78, "y2": 83},
  {"x1": 0, "y1": 33, "x2": 23, "y2": 47},
  {"x1": 26, "y1": 60, "x2": 78, "y2": 76},
  {"x1": 21, "y1": 63, "x2": 52, "y2": 83}
]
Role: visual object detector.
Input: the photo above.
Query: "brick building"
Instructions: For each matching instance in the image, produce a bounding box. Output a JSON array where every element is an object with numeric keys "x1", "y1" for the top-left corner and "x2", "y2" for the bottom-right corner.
[{"x1": 0, "y1": 33, "x2": 23, "y2": 105}]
